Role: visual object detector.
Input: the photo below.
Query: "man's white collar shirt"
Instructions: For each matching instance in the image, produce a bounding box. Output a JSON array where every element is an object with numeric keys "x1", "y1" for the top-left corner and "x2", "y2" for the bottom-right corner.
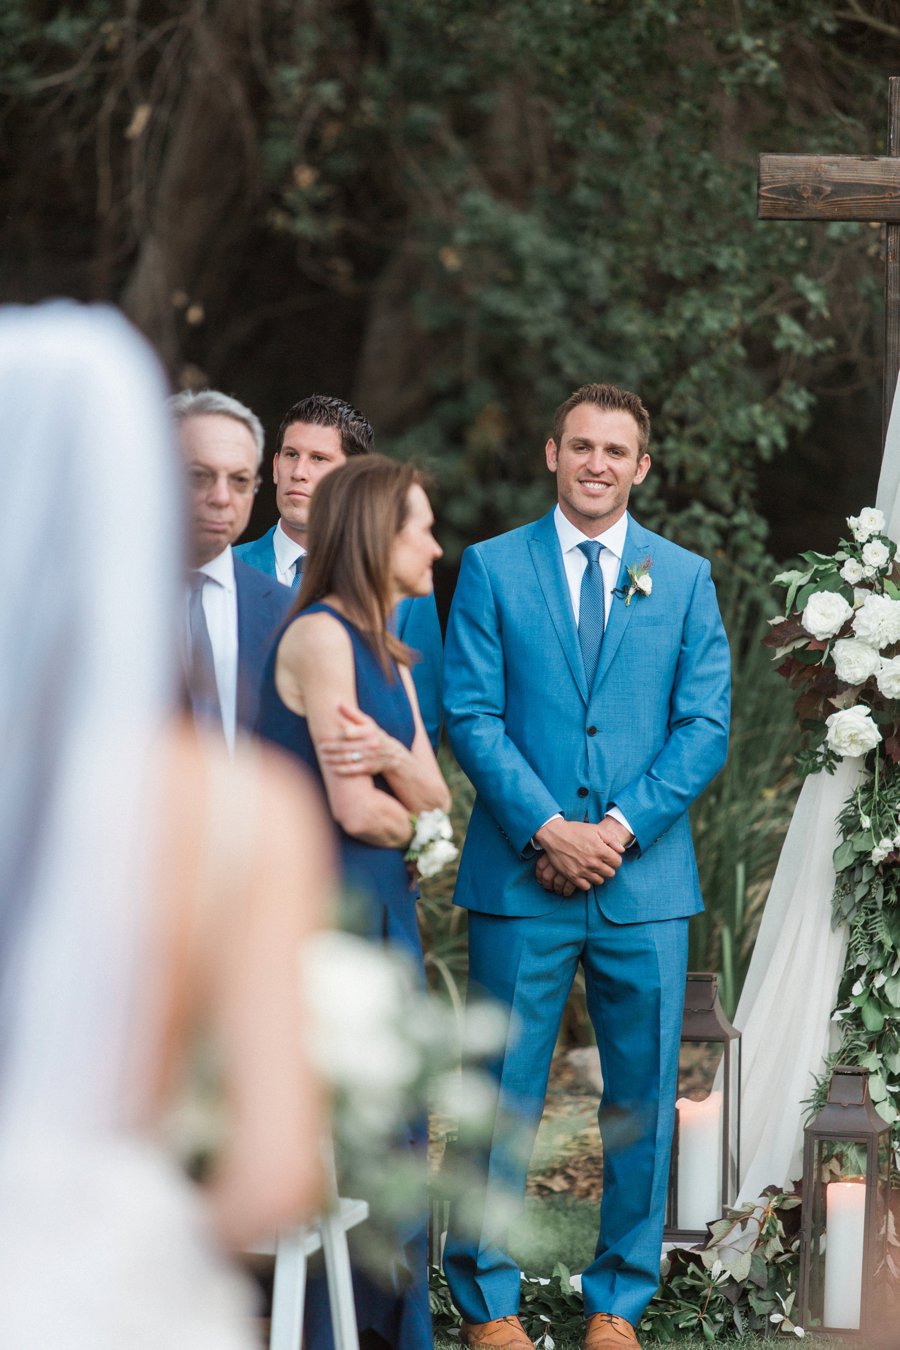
[
  {"x1": 190, "y1": 545, "x2": 238, "y2": 753},
  {"x1": 273, "y1": 519, "x2": 306, "y2": 587},
  {"x1": 554, "y1": 504, "x2": 629, "y2": 627}
]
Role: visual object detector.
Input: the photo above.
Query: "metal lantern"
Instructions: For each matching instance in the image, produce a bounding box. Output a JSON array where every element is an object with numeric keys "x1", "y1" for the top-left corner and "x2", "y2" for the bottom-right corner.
[
  {"x1": 664, "y1": 972, "x2": 741, "y2": 1244},
  {"x1": 798, "y1": 1065, "x2": 891, "y2": 1335}
]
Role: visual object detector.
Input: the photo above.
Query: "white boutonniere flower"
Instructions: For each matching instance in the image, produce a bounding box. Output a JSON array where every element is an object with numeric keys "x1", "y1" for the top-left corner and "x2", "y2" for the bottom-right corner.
[{"x1": 620, "y1": 554, "x2": 653, "y2": 607}]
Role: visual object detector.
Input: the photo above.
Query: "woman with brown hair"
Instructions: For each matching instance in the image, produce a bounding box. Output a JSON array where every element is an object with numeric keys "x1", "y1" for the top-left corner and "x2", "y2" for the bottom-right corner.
[{"x1": 256, "y1": 453, "x2": 450, "y2": 1350}]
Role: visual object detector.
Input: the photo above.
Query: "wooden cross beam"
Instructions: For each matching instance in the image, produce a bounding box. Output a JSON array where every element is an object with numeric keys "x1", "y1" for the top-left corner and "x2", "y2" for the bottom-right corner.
[{"x1": 758, "y1": 76, "x2": 900, "y2": 443}]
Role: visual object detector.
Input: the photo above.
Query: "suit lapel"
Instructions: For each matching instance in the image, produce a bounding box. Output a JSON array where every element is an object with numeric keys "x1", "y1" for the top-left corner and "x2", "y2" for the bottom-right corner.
[
  {"x1": 593, "y1": 517, "x2": 651, "y2": 692},
  {"x1": 528, "y1": 513, "x2": 588, "y2": 704}
]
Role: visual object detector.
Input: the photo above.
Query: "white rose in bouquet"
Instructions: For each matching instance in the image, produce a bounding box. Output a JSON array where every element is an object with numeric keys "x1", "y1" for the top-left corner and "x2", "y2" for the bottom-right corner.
[
  {"x1": 801, "y1": 590, "x2": 853, "y2": 640},
  {"x1": 825, "y1": 705, "x2": 883, "y2": 757},
  {"x1": 848, "y1": 507, "x2": 886, "y2": 542},
  {"x1": 832, "y1": 638, "x2": 880, "y2": 686},
  {"x1": 877, "y1": 655, "x2": 900, "y2": 699},
  {"x1": 852, "y1": 593, "x2": 900, "y2": 649},
  {"x1": 861, "y1": 538, "x2": 891, "y2": 570},
  {"x1": 840, "y1": 558, "x2": 866, "y2": 585}
]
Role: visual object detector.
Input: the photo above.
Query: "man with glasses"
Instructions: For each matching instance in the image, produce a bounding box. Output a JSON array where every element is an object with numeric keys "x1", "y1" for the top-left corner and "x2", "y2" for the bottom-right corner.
[{"x1": 170, "y1": 389, "x2": 291, "y2": 749}]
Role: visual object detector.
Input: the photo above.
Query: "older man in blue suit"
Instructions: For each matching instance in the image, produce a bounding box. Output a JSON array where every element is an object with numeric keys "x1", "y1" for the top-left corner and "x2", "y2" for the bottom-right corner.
[
  {"x1": 171, "y1": 389, "x2": 291, "y2": 748},
  {"x1": 235, "y1": 393, "x2": 443, "y2": 748},
  {"x1": 442, "y1": 384, "x2": 731, "y2": 1350}
]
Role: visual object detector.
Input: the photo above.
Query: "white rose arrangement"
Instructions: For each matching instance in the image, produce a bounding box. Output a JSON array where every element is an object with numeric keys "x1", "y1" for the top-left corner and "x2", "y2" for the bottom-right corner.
[
  {"x1": 767, "y1": 506, "x2": 899, "y2": 776},
  {"x1": 781, "y1": 509, "x2": 900, "y2": 1162}
]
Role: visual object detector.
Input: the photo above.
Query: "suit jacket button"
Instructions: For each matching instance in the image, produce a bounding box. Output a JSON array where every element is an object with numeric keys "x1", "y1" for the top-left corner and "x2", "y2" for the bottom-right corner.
[
  {"x1": 577, "y1": 786, "x2": 589, "y2": 798},
  {"x1": 587, "y1": 725, "x2": 597, "y2": 736}
]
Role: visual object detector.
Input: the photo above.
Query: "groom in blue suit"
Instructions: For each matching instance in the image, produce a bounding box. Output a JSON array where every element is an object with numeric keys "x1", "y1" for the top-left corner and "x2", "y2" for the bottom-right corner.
[
  {"x1": 235, "y1": 393, "x2": 444, "y2": 748},
  {"x1": 442, "y1": 384, "x2": 730, "y2": 1350}
]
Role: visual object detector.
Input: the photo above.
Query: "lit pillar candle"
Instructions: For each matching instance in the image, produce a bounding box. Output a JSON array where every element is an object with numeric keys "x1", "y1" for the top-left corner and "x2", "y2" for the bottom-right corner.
[
  {"x1": 824, "y1": 1179, "x2": 865, "y2": 1330},
  {"x1": 676, "y1": 1091, "x2": 723, "y2": 1230}
]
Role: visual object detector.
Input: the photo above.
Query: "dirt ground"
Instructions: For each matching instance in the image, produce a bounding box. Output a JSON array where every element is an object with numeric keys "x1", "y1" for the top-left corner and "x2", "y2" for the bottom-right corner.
[{"x1": 526, "y1": 1047, "x2": 604, "y2": 1202}]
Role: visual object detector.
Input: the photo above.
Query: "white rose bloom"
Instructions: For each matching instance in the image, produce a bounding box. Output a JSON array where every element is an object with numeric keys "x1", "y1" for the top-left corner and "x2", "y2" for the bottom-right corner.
[
  {"x1": 859, "y1": 814, "x2": 872, "y2": 830},
  {"x1": 862, "y1": 539, "x2": 891, "y2": 570},
  {"x1": 852, "y1": 593, "x2": 900, "y2": 649},
  {"x1": 409, "y1": 807, "x2": 453, "y2": 851},
  {"x1": 417, "y1": 837, "x2": 459, "y2": 878},
  {"x1": 872, "y1": 838, "x2": 895, "y2": 866},
  {"x1": 840, "y1": 558, "x2": 865, "y2": 585},
  {"x1": 635, "y1": 573, "x2": 652, "y2": 596},
  {"x1": 832, "y1": 639, "x2": 880, "y2": 685},
  {"x1": 801, "y1": 590, "x2": 853, "y2": 640},
  {"x1": 825, "y1": 705, "x2": 882, "y2": 757},
  {"x1": 848, "y1": 507, "x2": 886, "y2": 542},
  {"x1": 877, "y1": 655, "x2": 900, "y2": 699}
]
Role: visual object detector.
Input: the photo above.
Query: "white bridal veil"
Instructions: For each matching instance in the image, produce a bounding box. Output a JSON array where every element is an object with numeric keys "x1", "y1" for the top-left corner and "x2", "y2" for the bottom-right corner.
[
  {"x1": 735, "y1": 382, "x2": 900, "y2": 1203},
  {"x1": 0, "y1": 302, "x2": 180, "y2": 1141}
]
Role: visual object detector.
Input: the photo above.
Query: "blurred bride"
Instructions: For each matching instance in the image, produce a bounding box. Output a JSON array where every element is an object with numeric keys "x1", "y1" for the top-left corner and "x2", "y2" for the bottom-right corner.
[{"x1": 0, "y1": 303, "x2": 332, "y2": 1346}]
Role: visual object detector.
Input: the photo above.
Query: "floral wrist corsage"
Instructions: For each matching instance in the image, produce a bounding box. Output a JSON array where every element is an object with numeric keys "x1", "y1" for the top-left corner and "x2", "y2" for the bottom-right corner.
[{"x1": 405, "y1": 808, "x2": 458, "y2": 879}]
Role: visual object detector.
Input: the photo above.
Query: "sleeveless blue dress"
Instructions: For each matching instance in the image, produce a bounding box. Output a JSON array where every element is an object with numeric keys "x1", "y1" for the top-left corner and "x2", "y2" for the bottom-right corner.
[{"x1": 256, "y1": 601, "x2": 432, "y2": 1350}]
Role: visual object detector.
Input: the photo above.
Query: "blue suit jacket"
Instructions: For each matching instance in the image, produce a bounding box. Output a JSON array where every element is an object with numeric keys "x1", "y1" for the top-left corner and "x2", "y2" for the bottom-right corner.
[
  {"x1": 235, "y1": 524, "x2": 444, "y2": 748},
  {"x1": 443, "y1": 511, "x2": 731, "y2": 923},
  {"x1": 234, "y1": 557, "x2": 293, "y2": 731}
]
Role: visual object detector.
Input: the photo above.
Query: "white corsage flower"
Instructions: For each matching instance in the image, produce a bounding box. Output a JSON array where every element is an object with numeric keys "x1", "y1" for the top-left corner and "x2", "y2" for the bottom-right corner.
[
  {"x1": 840, "y1": 558, "x2": 866, "y2": 585},
  {"x1": 877, "y1": 655, "x2": 900, "y2": 700},
  {"x1": 801, "y1": 590, "x2": 853, "y2": 641},
  {"x1": 862, "y1": 538, "x2": 891, "y2": 570},
  {"x1": 825, "y1": 705, "x2": 883, "y2": 758},
  {"x1": 852, "y1": 593, "x2": 900, "y2": 649},
  {"x1": 848, "y1": 507, "x2": 886, "y2": 542},
  {"x1": 832, "y1": 638, "x2": 880, "y2": 686},
  {"x1": 405, "y1": 808, "x2": 458, "y2": 879}
]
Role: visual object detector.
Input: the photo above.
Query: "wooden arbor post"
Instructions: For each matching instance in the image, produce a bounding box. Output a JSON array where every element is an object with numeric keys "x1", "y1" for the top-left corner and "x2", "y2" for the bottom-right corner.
[{"x1": 758, "y1": 76, "x2": 900, "y2": 444}]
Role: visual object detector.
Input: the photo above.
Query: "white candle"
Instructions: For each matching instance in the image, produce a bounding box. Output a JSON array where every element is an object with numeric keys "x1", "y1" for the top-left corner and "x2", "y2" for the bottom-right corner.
[
  {"x1": 824, "y1": 1179, "x2": 865, "y2": 1330},
  {"x1": 676, "y1": 1091, "x2": 723, "y2": 1230}
]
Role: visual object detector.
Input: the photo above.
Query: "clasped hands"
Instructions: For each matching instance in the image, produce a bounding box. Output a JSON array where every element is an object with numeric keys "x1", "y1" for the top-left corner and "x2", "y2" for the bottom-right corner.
[
  {"x1": 318, "y1": 702, "x2": 402, "y2": 776},
  {"x1": 534, "y1": 815, "x2": 632, "y2": 897}
]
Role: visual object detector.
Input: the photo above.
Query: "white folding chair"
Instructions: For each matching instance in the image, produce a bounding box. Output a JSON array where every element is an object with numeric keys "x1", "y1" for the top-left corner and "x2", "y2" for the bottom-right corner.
[{"x1": 250, "y1": 1140, "x2": 368, "y2": 1350}]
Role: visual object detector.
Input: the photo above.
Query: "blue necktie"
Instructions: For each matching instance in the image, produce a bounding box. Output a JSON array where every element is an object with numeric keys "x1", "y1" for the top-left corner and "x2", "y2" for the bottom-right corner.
[
  {"x1": 291, "y1": 554, "x2": 304, "y2": 590},
  {"x1": 578, "y1": 540, "x2": 605, "y2": 688}
]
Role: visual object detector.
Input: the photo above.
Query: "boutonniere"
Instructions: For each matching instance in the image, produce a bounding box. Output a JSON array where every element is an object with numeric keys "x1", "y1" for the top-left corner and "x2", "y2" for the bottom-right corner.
[{"x1": 615, "y1": 554, "x2": 653, "y2": 606}]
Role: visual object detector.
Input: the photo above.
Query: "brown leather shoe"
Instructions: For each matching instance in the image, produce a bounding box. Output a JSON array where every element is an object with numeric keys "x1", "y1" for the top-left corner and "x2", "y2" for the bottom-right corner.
[
  {"x1": 584, "y1": 1312, "x2": 641, "y2": 1350},
  {"x1": 460, "y1": 1314, "x2": 536, "y2": 1349}
]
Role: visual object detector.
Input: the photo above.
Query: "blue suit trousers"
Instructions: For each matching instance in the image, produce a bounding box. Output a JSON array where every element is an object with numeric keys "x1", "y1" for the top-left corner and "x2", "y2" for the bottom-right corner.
[{"x1": 443, "y1": 896, "x2": 688, "y2": 1328}]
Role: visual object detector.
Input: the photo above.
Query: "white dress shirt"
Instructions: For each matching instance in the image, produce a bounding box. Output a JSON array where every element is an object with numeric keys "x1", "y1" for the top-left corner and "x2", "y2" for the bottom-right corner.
[
  {"x1": 189, "y1": 545, "x2": 238, "y2": 752},
  {"x1": 533, "y1": 506, "x2": 633, "y2": 846},
  {"x1": 273, "y1": 519, "x2": 306, "y2": 587},
  {"x1": 554, "y1": 503, "x2": 628, "y2": 627}
]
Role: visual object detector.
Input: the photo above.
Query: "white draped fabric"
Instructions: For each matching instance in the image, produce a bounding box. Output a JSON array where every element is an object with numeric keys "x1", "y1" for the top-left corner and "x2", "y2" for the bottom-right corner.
[{"x1": 735, "y1": 380, "x2": 900, "y2": 1203}]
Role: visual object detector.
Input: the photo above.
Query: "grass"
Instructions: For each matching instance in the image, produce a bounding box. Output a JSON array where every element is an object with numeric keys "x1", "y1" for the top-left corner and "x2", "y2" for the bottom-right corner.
[{"x1": 435, "y1": 1339, "x2": 855, "y2": 1349}]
